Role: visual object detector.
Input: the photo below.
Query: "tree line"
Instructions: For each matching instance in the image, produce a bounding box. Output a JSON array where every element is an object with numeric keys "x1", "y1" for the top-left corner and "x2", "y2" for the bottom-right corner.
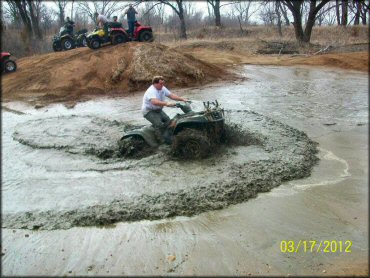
[{"x1": 1, "y1": 0, "x2": 369, "y2": 50}]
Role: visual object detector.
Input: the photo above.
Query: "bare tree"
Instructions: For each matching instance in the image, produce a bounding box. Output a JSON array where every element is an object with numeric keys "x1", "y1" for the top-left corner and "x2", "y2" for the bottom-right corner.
[
  {"x1": 54, "y1": 0, "x2": 67, "y2": 25},
  {"x1": 158, "y1": 0, "x2": 187, "y2": 39},
  {"x1": 6, "y1": 0, "x2": 43, "y2": 39},
  {"x1": 278, "y1": 1, "x2": 290, "y2": 25},
  {"x1": 316, "y1": 1, "x2": 338, "y2": 25},
  {"x1": 275, "y1": 1, "x2": 283, "y2": 36},
  {"x1": 335, "y1": 0, "x2": 341, "y2": 24},
  {"x1": 356, "y1": 0, "x2": 369, "y2": 25},
  {"x1": 233, "y1": 0, "x2": 257, "y2": 25},
  {"x1": 40, "y1": 4, "x2": 55, "y2": 35},
  {"x1": 206, "y1": 0, "x2": 239, "y2": 27},
  {"x1": 360, "y1": 0, "x2": 369, "y2": 24},
  {"x1": 341, "y1": 0, "x2": 348, "y2": 25},
  {"x1": 77, "y1": 1, "x2": 128, "y2": 22},
  {"x1": 281, "y1": 0, "x2": 331, "y2": 44},
  {"x1": 259, "y1": 1, "x2": 276, "y2": 25}
]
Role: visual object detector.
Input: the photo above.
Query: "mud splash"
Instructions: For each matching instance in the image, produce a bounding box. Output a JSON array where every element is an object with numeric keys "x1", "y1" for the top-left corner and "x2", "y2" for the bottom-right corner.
[{"x1": 3, "y1": 109, "x2": 318, "y2": 230}]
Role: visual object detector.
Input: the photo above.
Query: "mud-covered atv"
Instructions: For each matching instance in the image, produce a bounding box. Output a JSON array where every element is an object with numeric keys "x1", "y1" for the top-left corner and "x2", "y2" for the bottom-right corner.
[
  {"x1": 119, "y1": 100, "x2": 225, "y2": 159},
  {"x1": 52, "y1": 26, "x2": 88, "y2": 51}
]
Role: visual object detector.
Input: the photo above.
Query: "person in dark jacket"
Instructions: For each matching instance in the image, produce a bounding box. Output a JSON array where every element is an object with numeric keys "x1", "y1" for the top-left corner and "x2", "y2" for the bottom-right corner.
[
  {"x1": 65, "y1": 17, "x2": 75, "y2": 35},
  {"x1": 124, "y1": 4, "x2": 138, "y2": 38}
]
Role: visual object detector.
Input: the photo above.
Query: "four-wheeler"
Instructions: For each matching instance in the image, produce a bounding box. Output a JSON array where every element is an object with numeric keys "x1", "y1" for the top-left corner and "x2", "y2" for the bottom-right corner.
[
  {"x1": 118, "y1": 100, "x2": 225, "y2": 159},
  {"x1": 86, "y1": 21, "x2": 153, "y2": 50},
  {"x1": 52, "y1": 26, "x2": 88, "y2": 51},
  {"x1": 1, "y1": 52, "x2": 17, "y2": 73},
  {"x1": 130, "y1": 21, "x2": 154, "y2": 42},
  {"x1": 86, "y1": 21, "x2": 130, "y2": 49}
]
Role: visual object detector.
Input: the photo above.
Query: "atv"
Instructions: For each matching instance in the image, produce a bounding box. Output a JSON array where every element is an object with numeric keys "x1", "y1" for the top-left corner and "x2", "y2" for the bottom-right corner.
[
  {"x1": 86, "y1": 21, "x2": 153, "y2": 50},
  {"x1": 130, "y1": 21, "x2": 154, "y2": 42},
  {"x1": 1, "y1": 52, "x2": 17, "y2": 73},
  {"x1": 86, "y1": 22, "x2": 130, "y2": 49},
  {"x1": 52, "y1": 26, "x2": 88, "y2": 51},
  {"x1": 119, "y1": 100, "x2": 225, "y2": 159}
]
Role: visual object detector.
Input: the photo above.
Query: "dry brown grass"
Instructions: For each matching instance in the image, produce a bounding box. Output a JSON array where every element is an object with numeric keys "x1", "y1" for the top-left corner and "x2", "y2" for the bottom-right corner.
[{"x1": 162, "y1": 25, "x2": 368, "y2": 47}]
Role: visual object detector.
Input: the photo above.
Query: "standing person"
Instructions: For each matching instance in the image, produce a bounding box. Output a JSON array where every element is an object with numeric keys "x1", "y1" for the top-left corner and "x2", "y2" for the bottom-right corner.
[
  {"x1": 124, "y1": 4, "x2": 138, "y2": 38},
  {"x1": 94, "y1": 12, "x2": 109, "y2": 39},
  {"x1": 142, "y1": 76, "x2": 188, "y2": 143}
]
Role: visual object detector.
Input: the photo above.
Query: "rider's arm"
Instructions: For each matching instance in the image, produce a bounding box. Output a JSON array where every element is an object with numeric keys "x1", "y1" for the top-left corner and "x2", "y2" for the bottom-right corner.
[
  {"x1": 168, "y1": 93, "x2": 187, "y2": 102},
  {"x1": 150, "y1": 98, "x2": 175, "y2": 107}
]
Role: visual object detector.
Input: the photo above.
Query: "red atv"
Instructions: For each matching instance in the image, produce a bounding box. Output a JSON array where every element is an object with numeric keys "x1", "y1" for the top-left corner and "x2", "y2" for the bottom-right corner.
[
  {"x1": 1, "y1": 52, "x2": 17, "y2": 73},
  {"x1": 131, "y1": 21, "x2": 153, "y2": 42},
  {"x1": 86, "y1": 21, "x2": 153, "y2": 49}
]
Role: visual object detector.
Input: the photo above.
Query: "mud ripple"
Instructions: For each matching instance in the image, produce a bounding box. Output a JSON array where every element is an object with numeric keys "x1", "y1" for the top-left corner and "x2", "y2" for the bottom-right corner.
[{"x1": 4, "y1": 110, "x2": 319, "y2": 230}]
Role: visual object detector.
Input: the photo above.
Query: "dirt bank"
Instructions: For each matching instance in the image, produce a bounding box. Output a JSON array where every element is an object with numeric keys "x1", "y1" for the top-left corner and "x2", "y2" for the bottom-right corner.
[
  {"x1": 172, "y1": 40, "x2": 368, "y2": 72},
  {"x1": 1, "y1": 42, "x2": 230, "y2": 107}
]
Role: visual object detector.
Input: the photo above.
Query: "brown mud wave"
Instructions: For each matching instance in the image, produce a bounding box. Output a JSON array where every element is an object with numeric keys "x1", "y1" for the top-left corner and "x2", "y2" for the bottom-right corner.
[{"x1": 3, "y1": 109, "x2": 319, "y2": 230}]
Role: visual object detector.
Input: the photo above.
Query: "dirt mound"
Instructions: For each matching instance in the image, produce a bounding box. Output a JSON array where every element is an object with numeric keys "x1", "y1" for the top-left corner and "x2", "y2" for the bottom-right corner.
[
  {"x1": 173, "y1": 39, "x2": 368, "y2": 72},
  {"x1": 2, "y1": 42, "x2": 230, "y2": 106}
]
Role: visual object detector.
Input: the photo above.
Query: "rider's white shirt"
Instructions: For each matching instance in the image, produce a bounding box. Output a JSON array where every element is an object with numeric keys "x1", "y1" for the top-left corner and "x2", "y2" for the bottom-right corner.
[{"x1": 142, "y1": 85, "x2": 171, "y2": 115}]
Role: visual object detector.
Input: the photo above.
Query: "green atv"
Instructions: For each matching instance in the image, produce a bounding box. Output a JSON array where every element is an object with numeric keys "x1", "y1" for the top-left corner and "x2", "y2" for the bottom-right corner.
[
  {"x1": 52, "y1": 26, "x2": 88, "y2": 51},
  {"x1": 119, "y1": 100, "x2": 225, "y2": 159}
]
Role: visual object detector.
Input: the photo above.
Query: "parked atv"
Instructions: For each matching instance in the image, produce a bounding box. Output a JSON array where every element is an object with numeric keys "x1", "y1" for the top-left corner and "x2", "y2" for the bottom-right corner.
[
  {"x1": 130, "y1": 21, "x2": 154, "y2": 42},
  {"x1": 52, "y1": 26, "x2": 88, "y2": 51},
  {"x1": 119, "y1": 100, "x2": 225, "y2": 159},
  {"x1": 86, "y1": 22, "x2": 130, "y2": 49},
  {"x1": 1, "y1": 52, "x2": 17, "y2": 73},
  {"x1": 86, "y1": 21, "x2": 153, "y2": 50}
]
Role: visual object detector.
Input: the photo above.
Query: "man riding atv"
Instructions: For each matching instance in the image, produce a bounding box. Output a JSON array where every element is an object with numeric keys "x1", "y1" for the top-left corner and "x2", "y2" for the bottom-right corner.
[
  {"x1": 142, "y1": 76, "x2": 188, "y2": 144},
  {"x1": 65, "y1": 17, "x2": 75, "y2": 35},
  {"x1": 119, "y1": 76, "x2": 225, "y2": 159}
]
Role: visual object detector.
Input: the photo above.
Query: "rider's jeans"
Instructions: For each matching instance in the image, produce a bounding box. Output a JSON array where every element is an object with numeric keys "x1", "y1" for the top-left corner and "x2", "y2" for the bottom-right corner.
[
  {"x1": 144, "y1": 110, "x2": 171, "y2": 143},
  {"x1": 128, "y1": 21, "x2": 135, "y2": 37},
  {"x1": 144, "y1": 110, "x2": 170, "y2": 129}
]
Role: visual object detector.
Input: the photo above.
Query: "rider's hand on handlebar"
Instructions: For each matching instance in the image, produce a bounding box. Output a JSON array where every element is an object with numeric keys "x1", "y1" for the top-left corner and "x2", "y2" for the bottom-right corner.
[{"x1": 166, "y1": 102, "x2": 176, "y2": 107}]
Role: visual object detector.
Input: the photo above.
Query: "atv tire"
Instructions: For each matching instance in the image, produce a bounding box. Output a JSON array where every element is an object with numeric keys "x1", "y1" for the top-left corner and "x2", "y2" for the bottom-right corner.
[
  {"x1": 80, "y1": 35, "x2": 87, "y2": 47},
  {"x1": 53, "y1": 45, "x2": 62, "y2": 52},
  {"x1": 172, "y1": 129, "x2": 211, "y2": 159},
  {"x1": 62, "y1": 38, "x2": 74, "y2": 50},
  {"x1": 139, "y1": 30, "x2": 153, "y2": 42},
  {"x1": 89, "y1": 38, "x2": 101, "y2": 50},
  {"x1": 4, "y1": 60, "x2": 17, "y2": 73},
  {"x1": 112, "y1": 34, "x2": 128, "y2": 45},
  {"x1": 118, "y1": 136, "x2": 149, "y2": 158}
]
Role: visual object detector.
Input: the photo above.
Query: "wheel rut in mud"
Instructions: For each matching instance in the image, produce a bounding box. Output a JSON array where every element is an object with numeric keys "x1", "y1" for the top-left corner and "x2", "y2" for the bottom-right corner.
[{"x1": 4, "y1": 109, "x2": 319, "y2": 230}]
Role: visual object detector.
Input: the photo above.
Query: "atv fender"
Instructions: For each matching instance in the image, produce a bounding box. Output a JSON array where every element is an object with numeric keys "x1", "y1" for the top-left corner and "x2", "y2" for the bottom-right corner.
[{"x1": 121, "y1": 126, "x2": 159, "y2": 148}]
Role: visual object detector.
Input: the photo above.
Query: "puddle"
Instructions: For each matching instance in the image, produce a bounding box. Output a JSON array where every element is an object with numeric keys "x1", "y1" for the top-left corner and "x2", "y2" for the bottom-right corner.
[{"x1": 2, "y1": 65, "x2": 367, "y2": 231}]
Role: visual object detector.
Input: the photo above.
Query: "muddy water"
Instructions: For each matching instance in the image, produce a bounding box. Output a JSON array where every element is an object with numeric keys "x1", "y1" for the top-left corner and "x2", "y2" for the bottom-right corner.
[{"x1": 2, "y1": 65, "x2": 368, "y2": 275}]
